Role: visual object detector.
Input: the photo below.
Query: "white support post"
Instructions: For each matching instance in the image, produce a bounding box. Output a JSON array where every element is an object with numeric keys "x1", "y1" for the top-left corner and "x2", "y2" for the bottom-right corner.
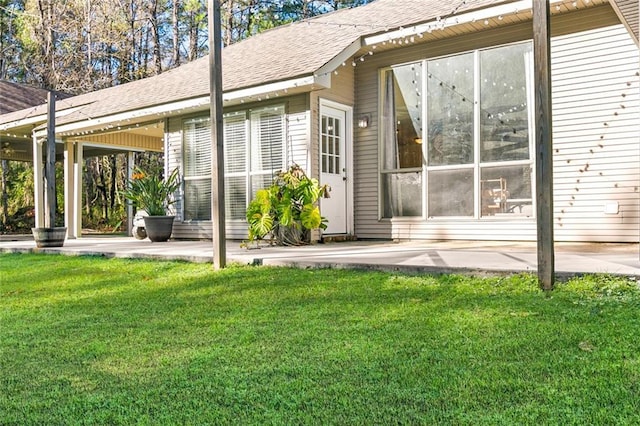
[
  {"x1": 127, "y1": 151, "x2": 135, "y2": 236},
  {"x1": 64, "y1": 139, "x2": 76, "y2": 238},
  {"x1": 32, "y1": 132, "x2": 44, "y2": 228},
  {"x1": 73, "y1": 142, "x2": 83, "y2": 238}
]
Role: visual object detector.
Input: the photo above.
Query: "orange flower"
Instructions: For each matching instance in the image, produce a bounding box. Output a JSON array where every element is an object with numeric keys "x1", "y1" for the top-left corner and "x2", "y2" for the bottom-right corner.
[{"x1": 132, "y1": 172, "x2": 146, "y2": 180}]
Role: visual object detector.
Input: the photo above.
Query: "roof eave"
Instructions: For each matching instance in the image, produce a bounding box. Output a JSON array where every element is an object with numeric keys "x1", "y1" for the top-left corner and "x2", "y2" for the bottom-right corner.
[
  {"x1": 608, "y1": 0, "x2": 639, "y2": 45},
  {"x1": 362, "y1": 0, "x2": 592, "y2": 46},
  {"x1": 27, "y1": 74, "x2": 331, "y2": 137},
  {"x1": 222, "y1": 74, "x2": 332, "y2": 107}
]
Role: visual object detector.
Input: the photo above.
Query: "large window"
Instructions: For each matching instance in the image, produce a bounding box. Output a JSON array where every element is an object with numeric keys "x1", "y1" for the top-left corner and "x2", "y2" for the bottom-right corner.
[
  {"x1": 381, "y1": 42, "x2": 533, "y2": 219},
  {"x1": 183, "y1": 104, "x2": 286, "y2": 221}
]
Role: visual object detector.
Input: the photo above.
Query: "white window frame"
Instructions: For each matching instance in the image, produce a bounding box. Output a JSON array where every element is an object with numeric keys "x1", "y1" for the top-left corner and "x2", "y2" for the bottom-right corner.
[
  {"x1": 379, "y1": 41, "x2": 535, "y2": 221},
  {"x1": 182, "y1": 104, "x2": 287, "y2": 222}
]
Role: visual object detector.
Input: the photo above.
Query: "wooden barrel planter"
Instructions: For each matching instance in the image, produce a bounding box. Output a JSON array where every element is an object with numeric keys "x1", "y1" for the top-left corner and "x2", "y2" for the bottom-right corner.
[{"x1": 32, "y1": 227, "x2": 67, "y2": 248}]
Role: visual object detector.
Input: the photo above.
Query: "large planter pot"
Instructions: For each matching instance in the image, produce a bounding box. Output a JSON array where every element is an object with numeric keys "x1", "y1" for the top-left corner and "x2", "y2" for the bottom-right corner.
[
  {"x1": 143, "y1": 216, "x2": 175, "y2": 242},
  {"x1": 32, "y1": 227, "x2": 67, "y2": 248}
]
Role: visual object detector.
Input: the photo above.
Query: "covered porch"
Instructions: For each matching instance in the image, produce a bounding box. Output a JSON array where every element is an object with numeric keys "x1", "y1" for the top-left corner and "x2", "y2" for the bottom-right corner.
[{"x1": 1, "y1": 114, "x2": 164, "y2": 238}]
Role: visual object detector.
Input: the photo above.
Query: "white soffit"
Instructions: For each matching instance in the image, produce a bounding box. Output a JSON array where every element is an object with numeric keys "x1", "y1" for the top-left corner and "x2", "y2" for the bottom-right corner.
[
  {"x1": 0, "y1": 105, "x2": 84, "y2": 132},
  {"x1": 222, "y1": 74, "x2": 331, "y2": 106}
]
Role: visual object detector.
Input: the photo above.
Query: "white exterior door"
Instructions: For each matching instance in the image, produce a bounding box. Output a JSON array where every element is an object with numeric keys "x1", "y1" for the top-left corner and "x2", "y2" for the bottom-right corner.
[{"x1": 320, "y1": 102, "x2": 351, "y2": 235}]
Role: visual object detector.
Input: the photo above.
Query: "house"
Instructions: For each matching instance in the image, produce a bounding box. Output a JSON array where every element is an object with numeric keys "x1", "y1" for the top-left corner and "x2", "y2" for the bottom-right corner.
[{"x1": 0, "y1": 0, "x2": 638, "y2": 243}]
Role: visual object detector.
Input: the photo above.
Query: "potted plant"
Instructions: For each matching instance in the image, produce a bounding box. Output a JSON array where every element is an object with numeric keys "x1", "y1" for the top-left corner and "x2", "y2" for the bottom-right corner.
[
  {"x1": 121, "y1": 167, "x2": 181, "y2": 242},
  {"x1": 245, "y1": 164, "x2": 329, "y2": 246}
]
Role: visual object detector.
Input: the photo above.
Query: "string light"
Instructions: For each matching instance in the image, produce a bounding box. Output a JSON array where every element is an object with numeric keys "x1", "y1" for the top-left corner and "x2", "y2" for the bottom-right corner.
[
  {"x1": 1, "y1": 0, "x2": 606, "y2": 117},
  {"x1": 556, "y1": 71, "x2": 639, "y2": 218},
  {"x1": 309, "y1": 0, "x2": 547, "y2": 83},
  {"x1": 221, "y1": 1, "x2": 600, "y2": 104}
]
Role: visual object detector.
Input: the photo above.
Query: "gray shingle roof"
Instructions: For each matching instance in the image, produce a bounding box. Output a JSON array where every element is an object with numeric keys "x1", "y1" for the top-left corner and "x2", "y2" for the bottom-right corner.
[
  {"x1": 0, "y1": 81, "x2": 71, "y2": 114},
  {"x1": 0, "y1": 0, "x2": 624, "y2": 130}
]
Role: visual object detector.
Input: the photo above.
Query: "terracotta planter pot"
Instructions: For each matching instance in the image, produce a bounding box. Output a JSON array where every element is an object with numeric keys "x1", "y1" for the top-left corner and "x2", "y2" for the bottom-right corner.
[
  {"x1": 32, "y1": 227, "x2": 67, "y2": 248},
  {"x1": 143, "y1": 216, "x2": 175, "y2": 242}
]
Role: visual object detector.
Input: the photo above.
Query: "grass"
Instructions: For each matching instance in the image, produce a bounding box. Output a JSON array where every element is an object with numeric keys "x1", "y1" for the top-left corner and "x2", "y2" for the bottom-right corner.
[{"x1": 1, "y1": 253, "x2": 639, "y2": 425}]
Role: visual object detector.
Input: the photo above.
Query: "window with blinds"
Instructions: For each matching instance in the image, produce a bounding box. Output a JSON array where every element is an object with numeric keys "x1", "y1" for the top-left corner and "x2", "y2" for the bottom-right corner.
[
  {"x1": 182, "y1": 105, "x2": 286, "y2": 221},
  {"x1": 224, "y1": 112, "x2": 248, "y2": 220},
  {"x1": 183, "y1": 118, "x2": 212, "y2": 220},
  {"x1": 250, "y1": 106, "x2": 285, "y2": 199}
]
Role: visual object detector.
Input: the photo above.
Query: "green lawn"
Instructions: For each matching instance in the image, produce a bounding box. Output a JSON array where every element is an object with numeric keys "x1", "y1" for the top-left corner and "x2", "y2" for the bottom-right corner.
[{"x1": 1, "y1": 253, "x2": 639, "y2": 425}]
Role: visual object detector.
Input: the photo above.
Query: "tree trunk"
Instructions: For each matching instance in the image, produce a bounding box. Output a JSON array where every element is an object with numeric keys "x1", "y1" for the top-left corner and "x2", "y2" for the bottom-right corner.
[
  {"x1": 172, "y1": 0, "x2": 180, "y2": 66},
  {"x1": 189, "y1": 10, "x2": 197, "y2": 60},
  {"x1": 150, "y1": 0, "x2": 162, "y2": 75},
  {"x1": 129, "y1": 0, "x2": 137, "y2": 81}
]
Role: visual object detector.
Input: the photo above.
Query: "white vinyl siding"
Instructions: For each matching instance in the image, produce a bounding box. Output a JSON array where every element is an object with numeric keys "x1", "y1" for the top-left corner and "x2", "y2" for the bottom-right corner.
[{"x1": 551, "y1": 24, "x2": 639, "y2": 242}]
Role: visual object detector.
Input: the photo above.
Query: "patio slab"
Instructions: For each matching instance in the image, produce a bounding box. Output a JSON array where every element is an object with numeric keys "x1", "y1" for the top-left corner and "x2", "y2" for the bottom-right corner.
[{"x1": 1, "y1": 235, "x2": 638, "y2": 278}]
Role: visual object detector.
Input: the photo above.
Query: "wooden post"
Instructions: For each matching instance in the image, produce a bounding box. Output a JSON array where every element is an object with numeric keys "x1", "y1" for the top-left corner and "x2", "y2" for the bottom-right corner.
[
  {"x1": 208, "y1": 0, "x2": 226, "y2": 269},
  {"x1": 533, "y1": 0, "x2": 555, "y2": 290},
  {"x1": 44, "y1": 91, "x2": 56, "y2": 229}
]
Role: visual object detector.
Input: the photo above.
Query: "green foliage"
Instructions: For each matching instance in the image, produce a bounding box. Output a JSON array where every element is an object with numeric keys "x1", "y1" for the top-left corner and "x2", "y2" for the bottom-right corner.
[
  {"x1": 120, "y1": 167, "x2": 181, "y2": 216},
  {"x1": 245, "y1": 164, "x2": 329, "y2": 246},
  {"x1": 1, "y1": 254, "x2": 640, "y2": 424}
]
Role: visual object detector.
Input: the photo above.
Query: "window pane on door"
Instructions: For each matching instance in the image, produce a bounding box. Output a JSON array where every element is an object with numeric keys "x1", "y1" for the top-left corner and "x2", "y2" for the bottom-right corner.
[
  {"x1": 224, "y1": 113, "x2": 247, "y2": 174},
  {"x1": 184, "y1": 119, "x2": 212, "y2": 221},
  {"x1": 321, "y1": 114, "x2": 341, "y2": 175},
  {"x1": 225, "y1": 175, "x2": 247, "y2": 220}
]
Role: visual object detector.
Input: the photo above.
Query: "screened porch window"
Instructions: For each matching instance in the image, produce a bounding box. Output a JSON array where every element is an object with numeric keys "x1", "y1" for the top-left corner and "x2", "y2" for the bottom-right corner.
[
  {"x1": 182, "y1": 104, "x2": 286, "y2": 221},
  {"x1": 381, "y1": 41, "x2": 533, "y2": 219}
]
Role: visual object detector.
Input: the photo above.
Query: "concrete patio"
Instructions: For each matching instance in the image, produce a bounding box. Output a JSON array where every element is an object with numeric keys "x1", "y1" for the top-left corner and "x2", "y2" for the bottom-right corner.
[{"x1": 1, "y1": 234, "x2": 638, "y2": 278}]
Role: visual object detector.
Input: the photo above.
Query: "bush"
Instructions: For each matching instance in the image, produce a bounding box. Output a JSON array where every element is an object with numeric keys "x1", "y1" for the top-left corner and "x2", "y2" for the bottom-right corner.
[{"x1": 245, "y1": 164, "x2": 329, "y2": 246}]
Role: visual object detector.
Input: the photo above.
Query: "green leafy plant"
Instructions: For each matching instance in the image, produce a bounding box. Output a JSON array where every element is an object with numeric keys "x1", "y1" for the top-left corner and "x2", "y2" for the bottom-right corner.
[
  {"x1": 121, "y1": 167, "x2": 181, "y2": 216},
  {"x1": 245, "y1": 164, "x2": 329, "y2": 246}
]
